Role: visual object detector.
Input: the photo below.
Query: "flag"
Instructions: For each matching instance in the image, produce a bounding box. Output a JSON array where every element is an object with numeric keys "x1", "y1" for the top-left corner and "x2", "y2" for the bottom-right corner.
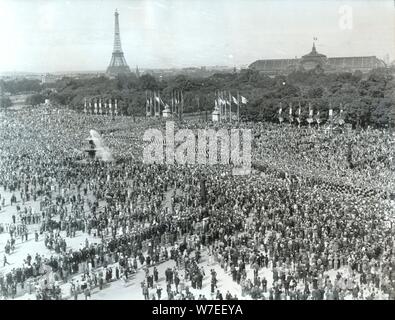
[
  {"x1": 232, "y1": 96, "x2": 238, "y2": 105},
  {"x1": 309, "y1": 108, "x2": 313, "y2": 117},
  {"x1": 289, "y1": 106, "x2": 292, "y2": 115},
  {"x1": 329, "y1": 109, "x2": 333, "y2": 117},
  {"x1": 155, "y1": 96, "x2": 160, "y2": 103},
  {"x1": 278, "y1": 107, "x2": 282, "y2": 115},
  {"x1": 226, "y1": 98, "x2": 231, "y2": 106},
  {"x1": 339, "y1": 109, "x2": 345, "y2": 125},
  {"x1": 241, "y1": 96, "x2": 248, "y2": 104}
]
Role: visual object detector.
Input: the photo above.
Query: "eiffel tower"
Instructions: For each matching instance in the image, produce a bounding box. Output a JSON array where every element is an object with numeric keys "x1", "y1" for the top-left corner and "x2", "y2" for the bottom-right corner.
[{"x1": 106, "y1": 9, "x2": 131, "y2": 75}]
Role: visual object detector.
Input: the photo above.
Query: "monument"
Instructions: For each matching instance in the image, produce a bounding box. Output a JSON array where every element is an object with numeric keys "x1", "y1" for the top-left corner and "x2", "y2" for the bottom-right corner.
[{"x1": 106, "y1": 10, "x2": 131, "y2": 76}]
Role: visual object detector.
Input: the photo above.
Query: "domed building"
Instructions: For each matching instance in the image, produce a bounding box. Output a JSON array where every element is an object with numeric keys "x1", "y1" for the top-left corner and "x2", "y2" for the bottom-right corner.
[
  {"x1": 300, "y1": 43, "x2": 327, "y2": 70},
  {"x1": 249, "y1": 42, "x2": 386, "y2": 75}
]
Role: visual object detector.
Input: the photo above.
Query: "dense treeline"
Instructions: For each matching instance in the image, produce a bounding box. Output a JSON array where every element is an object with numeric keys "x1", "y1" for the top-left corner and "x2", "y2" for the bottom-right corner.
[
  {"x1": 5, "y1": 66, "x2": 395, "y2": 127},
  {"x1": 0, "y1": 96, "x2": 12, "y2": 108},
  {"x1": 3, "y1": 78, "x2": 42, "y2": 94}
]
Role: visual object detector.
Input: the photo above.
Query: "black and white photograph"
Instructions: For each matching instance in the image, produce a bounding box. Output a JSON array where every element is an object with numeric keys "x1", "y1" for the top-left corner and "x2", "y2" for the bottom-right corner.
[{"x1": 0, "y1": 0, "x2": 394, "y2": 304}]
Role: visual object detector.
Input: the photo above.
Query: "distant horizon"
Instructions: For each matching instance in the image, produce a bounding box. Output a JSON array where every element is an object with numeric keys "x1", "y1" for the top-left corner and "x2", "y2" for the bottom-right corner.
[
  {"x1": 0, "y1": 65, "x2": 241, "y2": 76},
  {"x1": 0, "y1": 0, "x2": 393, "y2": 74},
  {"x1": 1, "y1": 50, "x2": 391, "y2": 76}
]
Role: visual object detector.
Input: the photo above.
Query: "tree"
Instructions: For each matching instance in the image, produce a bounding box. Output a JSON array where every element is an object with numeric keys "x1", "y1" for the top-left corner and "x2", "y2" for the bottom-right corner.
[
  {"x1": 25, "y1": 94, "x2": 45, "y2": 107},
  {"x1": 3, "y1": 78, "x2": 41, "y2": 94},
  {"x1": 139, "y1": 74, "x2": 159, "y2": 91},
  {"x1": 0, "y1": 96, "x2": 12, "y2": 108},
  {"x1": 49, "y1": 92, "x2": 67, "y2": 105},
  {"x1": 39, "y1": 66, "x2": 392, "y2": 128},
  {"x1": 307, "y1": 86, "x2": 324, "y2": 99}
]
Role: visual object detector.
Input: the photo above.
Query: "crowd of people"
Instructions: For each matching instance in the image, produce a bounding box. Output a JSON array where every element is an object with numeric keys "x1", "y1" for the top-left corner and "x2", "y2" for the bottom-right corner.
[
  {"x1": 252, "y1": 122, "x2": 394, "y2": 196},
  {"x1": 0, "y1": 106, "x2": 394, "y2": 300}
]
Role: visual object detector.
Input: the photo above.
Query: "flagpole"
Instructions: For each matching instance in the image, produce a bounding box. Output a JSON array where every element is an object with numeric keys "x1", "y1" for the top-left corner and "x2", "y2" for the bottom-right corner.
[
  {"x1": 197, "y1": 96, "x2": 201, "y2": 121},
  {"x1": 156, "y1": 91, "x2": 160, "y2": 116},
  {"x1": 156, "y1": 91, "x2": 158, "y2": 116},
  {"x1": 171, "y1": 91, "x2": 174, "y2": 115},
  {"x1": 237, "y1": 92, "x2": 240, "y2": 122},
  {"x1": 226, "y1": 91, "x2": 228, "y2": 122},
  {"x1": 145, "y1": 90, "x2": 148, "y2": 117},
  {"x1": 223, "y1": 92, "x2": 225, "y2": 122},
  {"x1": 159, "y1": 91, "x2": 161, "y2": 117},
  {"x1": 152, "y1": 91, "x2": 155, "y2": 116},
  {"x1": 149, "y1": 91, "x2": 151, "y2": 116},
  {"x1": 179, "y1": 91, "x2": 181, "y2": 119},
  {"x1": 298, "y1": 102, "x2": 301, "y2": 128},
  {"x1": 229, "y1": 91, "x2": 231, "y2": 122},
  {"x1": 279, "y1": 102, "x2": 282, "y2": 125},
  {"x1": 176, "y1": 91, "x2": 179, "y2": 119},
  {"x1": 225, "y1": 91, "x2": 227, "y2": 122},
  {"x1": 205, "y1": 95, "x2": 208, "y2": 122},
  {"x1": 217, "y1": 91, "x2": 221, "y2": 123},
  {"x1": 181, "y1": 91, "x2": 184, "y2": 121},
  {"x1": 221, "y1": 91, "x2": 223, "y2": 123},
  {"x1": 224, "y1": 91, "x2": 227, "y2": 122},
  {"x1": 154, "y1": 91, "x2": 158, "y2": 117},
  {"x1": 221, "y1": 91, "x2": 224, "y2": 122},
  {"x1": 228, "y1": 91, "x2": 232, "y2": 123},
  {"x1": 218, "y1": 91, "x2": 220, "y2": 122}
]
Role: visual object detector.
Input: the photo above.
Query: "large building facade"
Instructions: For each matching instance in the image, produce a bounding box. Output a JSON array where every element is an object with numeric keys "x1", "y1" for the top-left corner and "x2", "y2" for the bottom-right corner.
[{"x1": 249, "y1": 43, "x2": 386, "y2": 75}]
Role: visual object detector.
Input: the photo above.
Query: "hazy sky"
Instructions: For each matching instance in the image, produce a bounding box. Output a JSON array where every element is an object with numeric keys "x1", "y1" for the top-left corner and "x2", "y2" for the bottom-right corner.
[{"x1": 0, "y1": 0, "x2": 394, "y2": 73}]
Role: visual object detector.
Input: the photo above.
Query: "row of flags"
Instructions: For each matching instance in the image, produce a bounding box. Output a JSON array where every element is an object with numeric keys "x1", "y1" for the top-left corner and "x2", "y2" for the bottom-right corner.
[
  {"x1": 278, "y1": 102, "x2": 345, "y2": 125},
  {"x1": 215, "y1": 91, "x2": 248, "y2": 122},
  {"x1": 83, "y1": 98, "x2": 121, "y2": 116},
  {"x1": 145, "y1": 90, "x2": 249, "y2": 121},
  {"x1": 145, "y1": 90, "x2": 184, "y2": 116}
]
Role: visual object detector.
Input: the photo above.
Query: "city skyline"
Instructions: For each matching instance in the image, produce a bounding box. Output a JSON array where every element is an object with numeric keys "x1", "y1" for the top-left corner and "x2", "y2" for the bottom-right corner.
[{"x1": 0, "y1": 0, "x2": 394, "y2": 73}]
